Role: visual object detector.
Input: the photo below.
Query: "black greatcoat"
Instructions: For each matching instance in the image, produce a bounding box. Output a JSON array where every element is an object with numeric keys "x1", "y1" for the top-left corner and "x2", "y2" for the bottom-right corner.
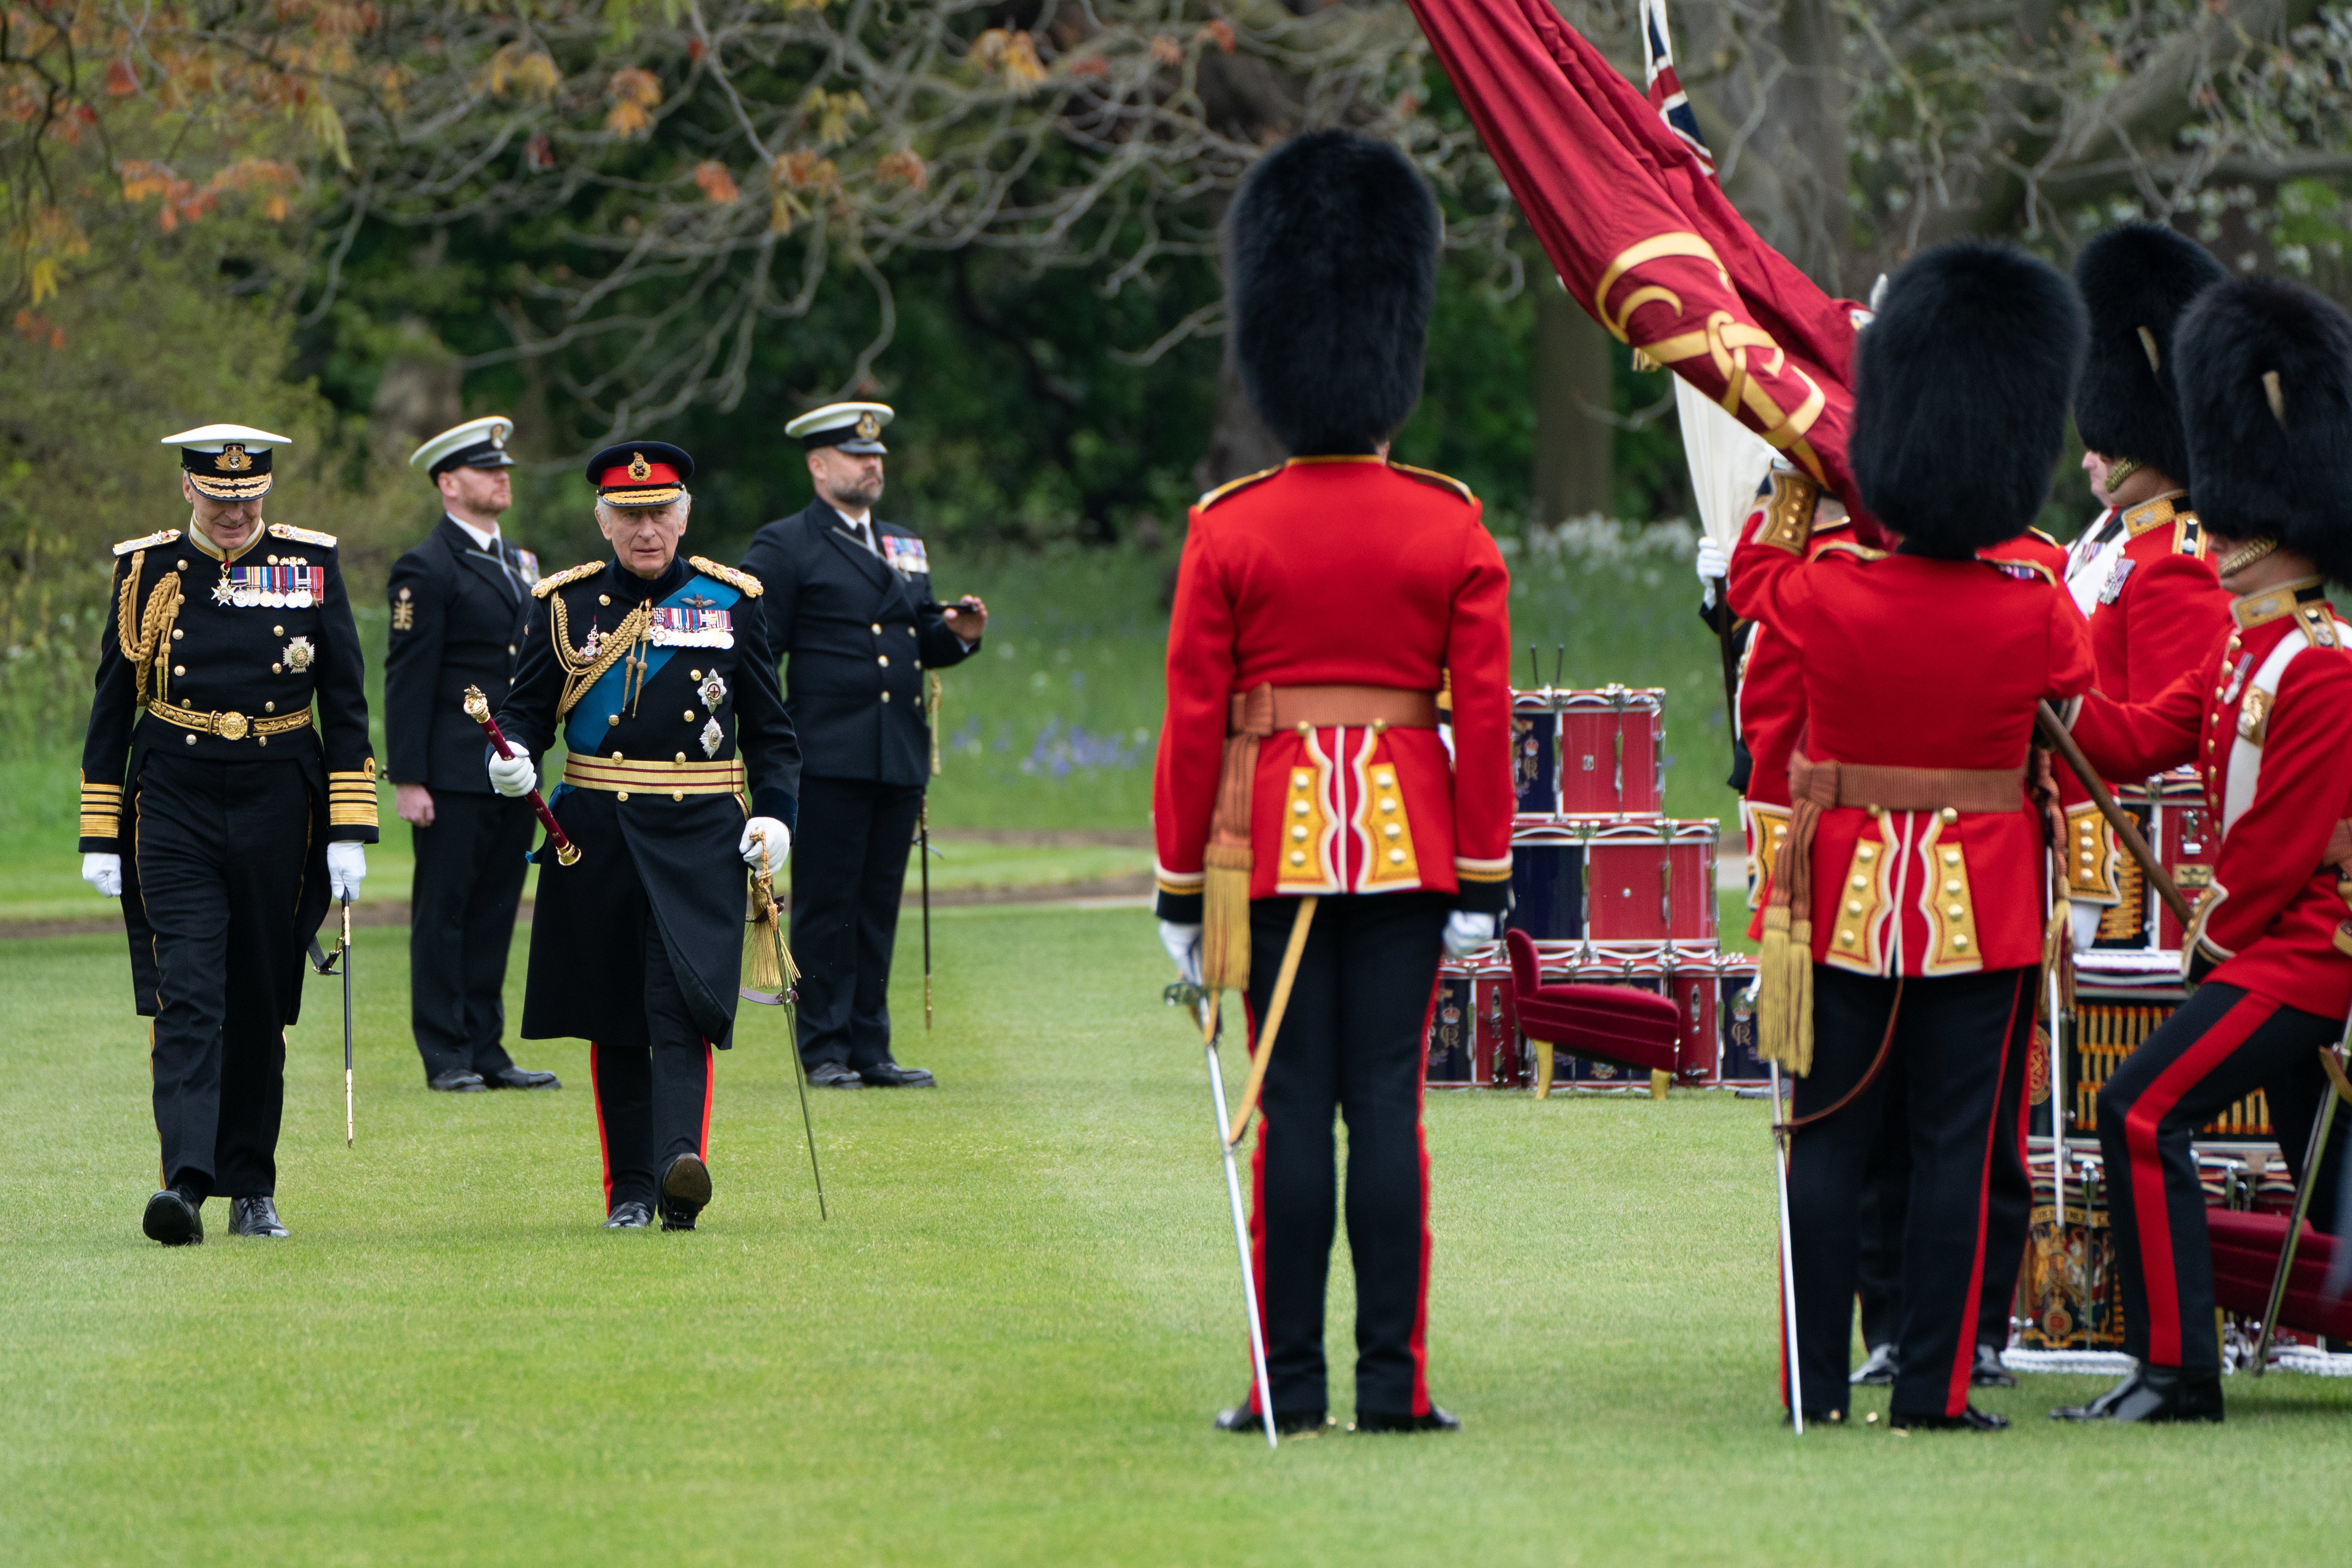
[
  {"x1": 495, "y1": 554, "x2": 800, "y2": 1051},
  {"x1": 383, "y1": 514, "x2": 535, "y2": 793},
  {"x1": 735, "y1": 500, "x2": 978, "y2": 785}
]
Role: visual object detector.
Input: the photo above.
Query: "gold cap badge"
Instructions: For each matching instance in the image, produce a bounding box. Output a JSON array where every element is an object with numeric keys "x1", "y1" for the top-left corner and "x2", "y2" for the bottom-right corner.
[
  {"x1": 218, "y1": 444, "x2": 251, "y2": 473},
  {"x1": 855, "y1": 412, "x2": 880, "y2": 441},
  {"x1": 627, "y1": 451, "x2": 652, "y2": 481}
]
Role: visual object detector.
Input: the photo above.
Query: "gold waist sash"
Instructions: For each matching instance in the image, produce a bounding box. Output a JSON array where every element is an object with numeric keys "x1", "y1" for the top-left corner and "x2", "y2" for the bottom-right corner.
[{"x1": 562, "y1": 755, "x2": 745, "y2": 800}]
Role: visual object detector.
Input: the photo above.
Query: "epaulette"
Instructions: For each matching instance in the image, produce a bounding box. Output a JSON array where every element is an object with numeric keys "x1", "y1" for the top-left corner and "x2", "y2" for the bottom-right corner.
[
  {"x1": 533, "y1": 561, "x2": 604, "y2": 598},
  {"x1": 1386, "y1": 461, "x2": 1475, "y2": 504},
  {"x1": 1196, "y1": 466, "x2": 1279, "y2": 512},
  {"x1": 1815, "y1": 540, "x2": 1889, "y2": 563},
  {"x1": 2173, "y1": 512, "x2": 2206, "y2": 559},
  {"x1": 689, "y1": 555, "x2": 763, "y2": 598},
  {"x1": 112, "y1": 529, "x2": 180, "y2": 555},
  {"x1": 2028, "y1": 526, "x2": 2061, "y2": 548},
  {"x1": 267, "y1": 523, "x2": 338, "y2": 547},
  {"x1": 2294, "y1": 601, "x2": 2342, "y2": 650},
  {"x1": 1982, "y1": 555, "x2": 2058, "y2": 586}
]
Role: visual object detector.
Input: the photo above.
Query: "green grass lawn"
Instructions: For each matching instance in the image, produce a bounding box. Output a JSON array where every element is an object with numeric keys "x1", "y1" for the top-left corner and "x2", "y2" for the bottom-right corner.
[{"x1": 4, "y1": 905, "x2": 2348, "y2": 1566}]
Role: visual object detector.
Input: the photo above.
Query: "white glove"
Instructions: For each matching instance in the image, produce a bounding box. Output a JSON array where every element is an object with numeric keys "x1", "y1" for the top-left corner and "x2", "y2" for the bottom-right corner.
[
  {"x1": 1696, "y1": 538, "x2": 1731, "y2": 609},
  {"x1": 740, "y1": 817, "x2": 791, "y2": 877},
  {"x1": 327, "y1": 841, "x2": 367, "y2": 903},
  {"x1": 82, "y1": 852, "x2": 122, "y2": 898},
  {"x1": 2070, "y1": 902, "x2": 2106, "y2": 953},
  {"x1": 1159, "y1": 920, "x2": 1203, "y2": 986},
  {"x1": 488, "y1": 746, "x2": 536, "y2": 798},
  {"x1": 1443, "y1": 910, "x2": 1498, "y2": 957}
]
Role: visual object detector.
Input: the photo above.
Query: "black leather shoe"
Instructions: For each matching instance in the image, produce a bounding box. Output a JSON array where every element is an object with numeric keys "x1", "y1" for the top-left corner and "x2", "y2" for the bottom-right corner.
[
  {"x1": 659, "y1": 1152, "x2": 711, "y2": 1230},
  {"x1": 142, "y1": 1187, "x2": 203, "y2": 1246},
  {"x1": 858, "y1": 1060, "x2": 935, "y2": 1088},
  {"x1": 1783, "y1": 1408, "x2": 1848, "y2": 1426},
  {"x1": 1216, "y1": 1406, "x2": 1332, "y2": 1437},
  {"x1": 485, "y1": 1066, "x2": 561, "y2": 1090},
  {"x1": 429, "y1": 1069, "x2": 488, "y2": 1092},
  {"x1": 1850, "y1": 1344, "x2": 1897, "y2": 1387},
  {"x1": 604, "y1": 1200, "x2": 654, "y2": 1230},
  {"x1": 228, "y1": 1196, "x2": 288, "y2": 1237},
  {"x1": 1351, "y1": 1407, "x2": 1462, "y2": 1433},
  {"x1": 806, "y1": 1062, "x2": 862, "y2": 1089},
  {"x1": 1971, "y1": 1343, "x2": 2017, "y2": 1388},
  {"x1": 1890, "y1": 1406, "x2": 2009, "y2": 1433},
  {"x1": 2051, "y1": 1365, "x2": 2223, "y2": 1424}
]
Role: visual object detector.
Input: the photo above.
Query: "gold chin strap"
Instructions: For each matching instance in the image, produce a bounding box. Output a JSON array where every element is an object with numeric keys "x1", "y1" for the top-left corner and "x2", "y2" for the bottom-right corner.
[
  {"x1": 2218, "y1": 536, "x2": 2281, "y2": 577},
  {"x1": 2102, "y1": 455, "x2": 2144, "y2": 490}
]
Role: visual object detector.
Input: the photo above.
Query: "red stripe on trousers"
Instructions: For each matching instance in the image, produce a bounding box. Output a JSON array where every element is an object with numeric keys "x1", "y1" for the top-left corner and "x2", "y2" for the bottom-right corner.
[
  {"x1": 1407, "y1": 974, "x2": 1440, "y2": 1417},
  {"x1": 590, "y1": 1041, "x2": 614, "y2": 1211},
  {"x1": 1945, "y1": 972, "x2": 2026, "y2": 1417},
  {"x1": 2125, "y1": 991, "x2": 2278, "y2": 1365},
  {"x1": 698, "y1": 1040, "x2": 715, "y2": 1158}
]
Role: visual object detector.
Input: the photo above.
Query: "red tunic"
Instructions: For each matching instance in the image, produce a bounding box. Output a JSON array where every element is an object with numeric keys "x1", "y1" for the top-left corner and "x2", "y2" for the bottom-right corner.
[
  {"x1": 2068, "y1": 586, "x2": 2352, "y2": 1019},
  {"x1": 1153, "y1": 458, "x2": 1515, "y2": 917},
  {"x1": 1731, "y1": 529, "x2": 2095, "y2": 975}
]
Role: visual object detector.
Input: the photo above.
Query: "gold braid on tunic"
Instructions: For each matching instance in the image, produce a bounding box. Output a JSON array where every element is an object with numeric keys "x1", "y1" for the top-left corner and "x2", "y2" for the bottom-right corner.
[
  {"x1": 115, "y1": 552, "x2": 183, "y2": 708},
  {"x1": 549, "y1": 595, "x2": 652, "y2": 720}
]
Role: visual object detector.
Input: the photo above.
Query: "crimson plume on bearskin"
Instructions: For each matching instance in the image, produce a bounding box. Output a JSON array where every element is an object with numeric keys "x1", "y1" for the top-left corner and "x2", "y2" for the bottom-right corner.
[
  {"x1": 2072, "y1": 224, "x2": 2226, "y2": 485},
  {"x1": 2174, "y1": 274, "x2": 2352, "y2": 584},
  {"x1": 1227, "y1": 130, "x2": 1439, "y2": 456},
  {"x1": 1850, "y1": 241, "x2": 2085, "y2": 555}
]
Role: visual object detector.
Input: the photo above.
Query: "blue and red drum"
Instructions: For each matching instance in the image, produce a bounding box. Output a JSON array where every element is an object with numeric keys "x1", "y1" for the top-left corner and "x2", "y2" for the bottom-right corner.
[
  {"x1": 1425, "y1": 965, "x2": 1526, "y2": 1089},
  {"x1": 1581, "y1": 817, "x2": 1718, "y2": 943},
  {"x1": 1511, "y1": 689, "x2": 1560, "y2": 815},
  {"x1": 1556, "y1": 686, "x2": 1665, "y2": 815},
  {"x1": 1506, "y1": 817, "x2": 1586, "y2": 942}
]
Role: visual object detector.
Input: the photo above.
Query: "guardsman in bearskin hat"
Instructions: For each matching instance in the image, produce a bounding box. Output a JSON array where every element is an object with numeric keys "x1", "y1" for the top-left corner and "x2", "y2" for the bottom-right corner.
[
  {"x1": 489, "y1": 442, "x2": 801, "y2": 1230},
  {"x1": 1151, "y1": 130, "x2": 1515, "y2": 1435},
  {"x1": 2054, "y1": 225, "x2": 2234, "y2": 943},
  {"x1": 80, "y1": 425, "x2": 379, "y2": 1244},
  {"x1": 2053, "y1": 277, "x2": 2352, "y2": 1424},
  {"x1": 1730, "y1": 243, "x2": 2094, "y2": 1430}
]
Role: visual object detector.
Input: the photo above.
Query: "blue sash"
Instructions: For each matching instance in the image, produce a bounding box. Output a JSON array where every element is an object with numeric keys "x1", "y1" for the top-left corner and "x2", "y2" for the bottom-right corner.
[{"x1": 561, "y1": 570, "x2": 743, "y2": 758}]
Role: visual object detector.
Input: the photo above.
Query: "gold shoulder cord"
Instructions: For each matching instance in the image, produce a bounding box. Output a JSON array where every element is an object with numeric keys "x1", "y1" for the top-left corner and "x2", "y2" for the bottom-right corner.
[
  {"x1": 115, "y1": 551, "x2": 183, "y2": 708},
  {"x1": 549, "y1": 594, "x2": 652, "y2": 720}
]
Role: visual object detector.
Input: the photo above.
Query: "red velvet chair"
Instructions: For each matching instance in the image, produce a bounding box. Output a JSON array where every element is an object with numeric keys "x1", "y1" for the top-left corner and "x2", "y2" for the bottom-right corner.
[
  {"x1": 2206, "y1": 1209, "x2": 2352, "y2": 1342},
  {"x1": 1504, "y1": 928, "x2": 1683, "y2": 1099}
]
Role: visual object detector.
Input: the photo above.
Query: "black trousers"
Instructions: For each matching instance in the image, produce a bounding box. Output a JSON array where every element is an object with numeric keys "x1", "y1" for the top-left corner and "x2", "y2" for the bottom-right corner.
[
  {"x1": 406, "y1": 790, "x2": 532, "y2": 1081},
  {"x1": 1243, "y1": 892, "x2": 1448, "y2": 1419},
  {"x1": 790, "y1": 775, "x2": 924, "y2": 1071},
  {"x1": 134, "y1": 756, "x2": 310, "y2": 1199},
  {"x1": 590, "y1": 921, "x2": 715, "y2": 1211},
  {"x1": 2097, "y1": 982, "x2": 2349, "y2": 1375},
  {"x1": 1786, "y1": 965, "x2": 2032, "y2": 1418}
]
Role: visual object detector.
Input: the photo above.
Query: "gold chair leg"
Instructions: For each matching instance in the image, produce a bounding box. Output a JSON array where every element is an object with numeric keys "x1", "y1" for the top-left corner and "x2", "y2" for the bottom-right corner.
[{"x1": 1533, "y1": 1039, "x2": 1555, "y2": 1100}]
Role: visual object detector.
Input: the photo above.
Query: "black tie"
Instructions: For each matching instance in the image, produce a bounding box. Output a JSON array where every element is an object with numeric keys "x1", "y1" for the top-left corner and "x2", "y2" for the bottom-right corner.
[{"x1": 491, "y1": 541, "x2": 528, "y2": 602}]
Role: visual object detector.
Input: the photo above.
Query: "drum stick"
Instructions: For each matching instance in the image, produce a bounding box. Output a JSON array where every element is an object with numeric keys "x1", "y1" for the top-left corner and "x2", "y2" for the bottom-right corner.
[
  {"x1": 2035, "y1": 703, "x2": 2196, "y2": 934},
  {"x1": 1225, "y1": 897, "x2": 1317, "y2": 1147}
]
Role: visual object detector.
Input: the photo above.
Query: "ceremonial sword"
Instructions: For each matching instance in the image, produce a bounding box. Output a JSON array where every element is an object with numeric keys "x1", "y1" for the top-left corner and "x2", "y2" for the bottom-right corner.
[
  {"x1": 305, "y1": 895, "x2": 355, "y2": 1147},
  {"x1": 741, "y1": 828, "x2": 828, "y2": 1220}
]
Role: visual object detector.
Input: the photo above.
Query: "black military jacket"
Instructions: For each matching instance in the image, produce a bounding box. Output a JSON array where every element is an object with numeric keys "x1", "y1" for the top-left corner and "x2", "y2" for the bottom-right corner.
[
  {"x1": 78, "y1": 520, "x2": 379, "y2": 1013},
  {"x1": 736, "y1": 499, "x2": 979, "y2": 787},
  {"x1": 496, "y1": 552, "x2": 801, "y2": 1051},
  {"x1": 384, "y1": 513, "x2": 535, "y2": 793}
]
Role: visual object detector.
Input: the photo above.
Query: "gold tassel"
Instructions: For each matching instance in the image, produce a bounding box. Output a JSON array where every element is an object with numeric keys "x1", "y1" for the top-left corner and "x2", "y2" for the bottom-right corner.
[
  {"x1": 1757, "y1": 905, "x2": 1814, "y2": 1077},
  {"x1": 1201, "y1": 843, "x2": 1253, "y2": 992},
  {"x1": 2041, "y1": 887, "x2": 2076, "y2": 1021},
  {"x1": 745, "y1": 878, "x2": 801, "y2": 994}
]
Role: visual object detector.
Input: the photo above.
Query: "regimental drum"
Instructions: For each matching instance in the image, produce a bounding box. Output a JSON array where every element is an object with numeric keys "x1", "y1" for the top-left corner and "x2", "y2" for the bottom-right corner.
[
  {"x1": 2068, "y1": 987, "x2": 2273, "y2": 1141},
  {"x1": 1425, "y1": 967, "x2": 1526, "y2": 1089},
  {"x1": 2016, "y1": 1150, "x2": 2124, "y2": 1350},
  {"x1": 1506, "y1": 818, "x2": 1586, "y2": 942},
  {"x1": 1672, "y1": 952, "x2": 1759, "y2": 1083},
  {"x1": 1511, "y1": 690, "x2": 1560, "y2": 815},
  {"x1": 1556, "y1": 686, "x2": 1665, "y2": 815},
  {"x1": 2095, "y1": 767, "x2": 2216, "y2": 952},
  {"x1": 1582, "y1": 817, "x2": 1718, "y2": 943}
]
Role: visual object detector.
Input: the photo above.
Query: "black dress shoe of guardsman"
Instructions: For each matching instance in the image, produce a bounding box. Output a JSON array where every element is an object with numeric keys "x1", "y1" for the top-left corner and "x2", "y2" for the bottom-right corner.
[
  {"x1": 1783, "y1": 1408, "x2": 1848, "y2": 1427},
  {"x1": 1351, "y1": 1407, "x2": 1463, "y2": 1433},
  {"x1": 429, "y1": 1069, "x2": 488, "y2": 1092},
  {"x1": 859, "y1": 1060, "x2": 935, "y2": 1088},
  {"x1": 228, "y1": 1196, "x2": 288, "y2": 1237},
  {"x1": 806, "y1": 1062, "x2": 862, "y2": 1089},
  {"x1": 1216, "y1": 1406, "x2": 1331, "y2": 1437},
  {"x1": 1850, "y1": 1344, "x2": 1897, "y2": 1387},
  {"x1": 2051, "y1": 1364, "x2": 2224, "y2": 1424},
  {"x1": 1972, "y1": 1342, "x2": 2018, "y2": 1388},
  {"x1": 142, "y1": 1187, "x2": 203, "y2": 1247},
  {"x1": 485, "y1": 1066, "x2": 562, "y2": 1090},
  {"x1": 1890, "y1": 1406, "x2": 2010, "y2": 1433},
  {"x1": 604, "y1": 1200, "x2": 654, "y2": 1229},
  {"x1": 659, "y1": 1153, "x2": 712, "y2": 1231}
]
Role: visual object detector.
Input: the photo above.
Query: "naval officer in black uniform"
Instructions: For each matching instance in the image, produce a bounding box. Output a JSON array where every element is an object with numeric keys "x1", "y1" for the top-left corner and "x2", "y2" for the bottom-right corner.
[
  {"x1": 79, "y1": 424, "x2": 379, "y2": 1244},
  {"x1": 738, "y1": 403, "x2": 985, "y2": 1089},
  {"x1": 385, "y1": 416, "x2": 561, "y2": 1093},
  {"x1": 490, "y1": 441, "x2": 801, "y2": 1229}
]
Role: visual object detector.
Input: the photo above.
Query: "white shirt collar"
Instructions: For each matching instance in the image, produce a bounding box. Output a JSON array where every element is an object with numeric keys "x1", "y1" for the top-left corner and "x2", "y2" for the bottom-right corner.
[
  {"x1": 447, "y1": 513, "x2": 502, "y2": 553},
  {"x1": 829, "y1": 504, "x2": 878, "y2": 553}
]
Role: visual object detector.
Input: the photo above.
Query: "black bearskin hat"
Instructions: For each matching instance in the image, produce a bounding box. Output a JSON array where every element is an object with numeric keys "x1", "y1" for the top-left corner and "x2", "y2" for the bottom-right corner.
[
  {"x1": 2174, "y1": 275, "x2": 2352, "y2": 584},
  {"x1": 2072, "y1": 223, "x2": 2226, "y2": 483},
  {"x1": 1850, "y1": 240, "x2": 2085, "y2": 555},
  {"x1": 1227, "y1": 130, "x2": 1439, "y2": 455}
]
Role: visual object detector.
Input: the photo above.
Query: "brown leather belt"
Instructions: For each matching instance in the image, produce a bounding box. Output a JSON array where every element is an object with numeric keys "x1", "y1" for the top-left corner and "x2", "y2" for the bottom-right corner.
[
  {"x1": 1788, "y1": 751, "x2": 2024, "y2": 815},
  {"x1": 1228, "y1": 683, "x2": 1442, "y2": 737}
]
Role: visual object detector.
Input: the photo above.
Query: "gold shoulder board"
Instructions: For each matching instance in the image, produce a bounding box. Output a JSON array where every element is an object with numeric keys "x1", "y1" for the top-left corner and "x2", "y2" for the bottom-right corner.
[
  {"x1": 533, "y1": 561, "x2": 604, "y2": 599},
  {"x1": 689, "y1": 556, "x2": 764, "y2": 598},
  {"x1": 2173, "y1": 512, "x2": 2206, "y2": 558},
  {"x1": 1387, "y1": 462, "x2": 1475, "y2": 503},
  {"x1": 1815, "y1": 540, "x2": 1890, "y2": 563},
  {"x1": 1195, "y1": 466, "x2": 1280, "y2": 512},
  {"x1": 1756, "y1": 469, "x2": 1822, "y2": 553},
  {"x1": 268, "y1": 523, "x2": 339, "y2": 547},
  {"x1": 2295, "y1": 602, "x2": 2341, "y2": 649},
  {"x1": 2029, "y1": 526, "x2": 2061, "y2": 548},
  {"x1": 113, "y1": 529, "x2": 181, "y2": 555}
]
